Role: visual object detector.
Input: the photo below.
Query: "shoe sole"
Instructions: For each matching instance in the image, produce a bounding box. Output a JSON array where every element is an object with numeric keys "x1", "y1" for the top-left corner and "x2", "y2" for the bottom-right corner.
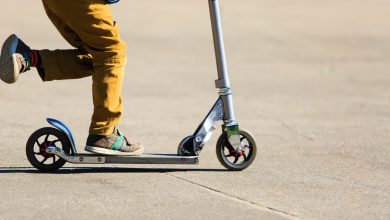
[
  {"x1": 84, "y1": 145, "x2": 144, "y2": 156},
  {"x1": 0, "y1": 34, "x2": 20, "y2": 84}
]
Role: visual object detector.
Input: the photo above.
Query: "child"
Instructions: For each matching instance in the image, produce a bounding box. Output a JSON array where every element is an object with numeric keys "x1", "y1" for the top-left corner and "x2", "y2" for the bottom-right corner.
[{"x1": 0, "y1": 0, "x2": 143, "y2": 155}]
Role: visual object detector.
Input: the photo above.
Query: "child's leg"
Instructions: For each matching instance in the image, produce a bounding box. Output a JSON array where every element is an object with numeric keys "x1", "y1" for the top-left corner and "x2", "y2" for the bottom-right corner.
[
  {"x1": 38, "y1": 2, "x2": 94, "y2": 81},
  {"x1": 38, "y1": 49, "x2": 94, "y2": 81},
  {"x1": 43, "y1": 0, "x2": 127, "y2": 136}
]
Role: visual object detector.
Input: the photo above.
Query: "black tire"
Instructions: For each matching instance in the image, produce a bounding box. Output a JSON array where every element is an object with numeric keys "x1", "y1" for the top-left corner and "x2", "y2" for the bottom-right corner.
[
  {"x1": 177, "y1": 135, "x2": 196, "y2": 156},
  {"x1": 26, "y1": 127, "x2": 71, "y2": 172},
  {"x1": 216, "y1": 129, "x2": 257, "y2": 171}
]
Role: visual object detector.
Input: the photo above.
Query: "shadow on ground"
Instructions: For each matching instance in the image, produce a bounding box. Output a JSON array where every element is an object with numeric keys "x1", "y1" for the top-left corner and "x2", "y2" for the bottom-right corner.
[{"x1": 0, "y1": 167, "x2": 228, "y2": 174}]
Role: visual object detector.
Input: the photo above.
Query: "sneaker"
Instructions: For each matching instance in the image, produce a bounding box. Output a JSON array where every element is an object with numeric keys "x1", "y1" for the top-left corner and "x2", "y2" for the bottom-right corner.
[
  {"x1": 0, "y1": 34, "x2": 32, "y2": 84},
  {"x1": 85, "y1": 128, "x2": 144, "y2": 156}
]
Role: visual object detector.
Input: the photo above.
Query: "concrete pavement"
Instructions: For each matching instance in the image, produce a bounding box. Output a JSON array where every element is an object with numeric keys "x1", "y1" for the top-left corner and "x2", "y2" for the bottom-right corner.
[{"x1": 0, "y1": 0, "x2": 389, "y2": 219}]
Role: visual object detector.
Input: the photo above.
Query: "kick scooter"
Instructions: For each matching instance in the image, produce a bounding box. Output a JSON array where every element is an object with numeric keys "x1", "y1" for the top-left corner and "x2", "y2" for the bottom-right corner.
[{"x1": 25, "y1": 0, "x2": 257, "y2": 172}]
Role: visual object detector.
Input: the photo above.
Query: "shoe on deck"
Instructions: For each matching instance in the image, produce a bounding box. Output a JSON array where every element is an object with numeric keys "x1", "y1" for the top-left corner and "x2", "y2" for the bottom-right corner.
[{"x1": 85, "y1": 128, "x2": 144, "y2": 156}]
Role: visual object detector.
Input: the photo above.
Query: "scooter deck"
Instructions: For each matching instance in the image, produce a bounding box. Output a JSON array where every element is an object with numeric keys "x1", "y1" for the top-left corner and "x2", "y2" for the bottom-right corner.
[
  {"x1": 47, "y1": 146, "x2": 199, "y2": 165},
  {"x1": 79, "y1": 153, "x2": 198, "y2": 165}
]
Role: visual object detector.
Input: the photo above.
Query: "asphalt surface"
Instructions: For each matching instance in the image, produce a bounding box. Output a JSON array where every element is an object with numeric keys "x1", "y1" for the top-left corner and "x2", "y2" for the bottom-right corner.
[{"x1": 0, "y1": 0, "x2": 389, "y2": 219}]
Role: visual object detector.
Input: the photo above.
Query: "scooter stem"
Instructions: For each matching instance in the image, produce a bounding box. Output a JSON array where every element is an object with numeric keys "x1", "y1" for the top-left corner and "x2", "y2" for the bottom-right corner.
[
  {"x1": 209, "y1": 0, "x2": 241, "y2": 148},
  {"x1": 209, "y1": 0, "x2": 237, "y2": 125}
]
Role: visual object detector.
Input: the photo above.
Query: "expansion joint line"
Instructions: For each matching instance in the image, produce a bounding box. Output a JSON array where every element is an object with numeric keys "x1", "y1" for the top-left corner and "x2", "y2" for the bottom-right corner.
[{"x1": 165, "y1": 173, "x2": 301, "y2": 220}]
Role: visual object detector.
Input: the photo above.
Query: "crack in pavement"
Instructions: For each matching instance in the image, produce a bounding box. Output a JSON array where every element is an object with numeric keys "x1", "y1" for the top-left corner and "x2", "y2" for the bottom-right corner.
[{"x1": 165, "y1": 173, "x2": 301, "y2": 220}]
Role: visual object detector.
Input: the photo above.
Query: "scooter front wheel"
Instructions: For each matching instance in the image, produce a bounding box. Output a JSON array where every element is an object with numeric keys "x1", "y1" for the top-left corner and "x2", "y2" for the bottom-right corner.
[
  {"x1": 26, "y1": 127, "x2": 71, "y2": 172},
  {"x1": 216, "y1": 129, "x2": 257, "y2": 171}
]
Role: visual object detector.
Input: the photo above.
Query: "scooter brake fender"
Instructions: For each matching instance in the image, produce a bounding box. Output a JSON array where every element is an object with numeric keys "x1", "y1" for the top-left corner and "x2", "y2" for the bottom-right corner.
[{"x1": 46, "y1": 118, "x2": 77, "y2": 153}]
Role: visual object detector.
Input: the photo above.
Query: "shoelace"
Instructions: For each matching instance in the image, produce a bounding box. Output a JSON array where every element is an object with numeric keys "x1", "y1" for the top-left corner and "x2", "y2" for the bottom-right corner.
[{"x1": 17, "y1": 55, "x2": 29, "y2": 73}]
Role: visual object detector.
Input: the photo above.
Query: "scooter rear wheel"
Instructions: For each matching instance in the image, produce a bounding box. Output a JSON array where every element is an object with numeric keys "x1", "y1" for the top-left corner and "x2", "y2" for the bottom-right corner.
[
  {"x1": 26, "y1": 127, "x2": 71, "y2": 172},
  {"x1": 216, "y1": 129, "x2": 257, "y2": 171}
]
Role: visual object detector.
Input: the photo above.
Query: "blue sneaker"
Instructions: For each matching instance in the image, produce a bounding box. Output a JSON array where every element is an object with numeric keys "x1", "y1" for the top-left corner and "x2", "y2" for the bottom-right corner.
[{"x1": 0, "y1": 34, "x2": 32, "y2": 84}]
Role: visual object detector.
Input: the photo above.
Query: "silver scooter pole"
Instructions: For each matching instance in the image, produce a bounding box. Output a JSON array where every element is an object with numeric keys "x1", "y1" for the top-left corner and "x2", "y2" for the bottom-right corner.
[
  {"x1": 181, "y1": 0, "x2": 242, "y2": 155},
  {"x1": 209, "y1": 0, "x2": 241, "y2": 148}
]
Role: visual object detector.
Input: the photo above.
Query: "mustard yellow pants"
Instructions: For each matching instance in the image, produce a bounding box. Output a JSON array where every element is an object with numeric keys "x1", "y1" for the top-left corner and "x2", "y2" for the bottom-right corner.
[{"x1": 38, "y1": 0, "x2": 127, "y2": 135}]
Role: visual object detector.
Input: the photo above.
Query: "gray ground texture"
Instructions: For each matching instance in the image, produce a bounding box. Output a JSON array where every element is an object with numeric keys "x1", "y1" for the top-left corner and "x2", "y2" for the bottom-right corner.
[{"x1": 0, "y1": 1, "x2": 389, "y2": 220}]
